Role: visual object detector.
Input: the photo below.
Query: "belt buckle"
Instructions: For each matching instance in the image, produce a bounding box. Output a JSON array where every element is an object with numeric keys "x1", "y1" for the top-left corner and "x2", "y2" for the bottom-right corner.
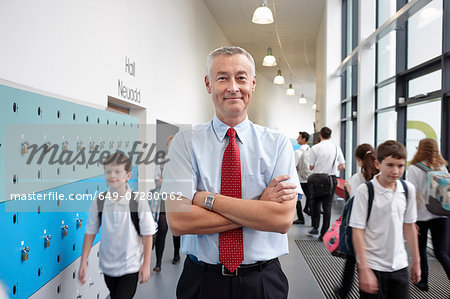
[{"x1": 221, "y1": 265, "x2": 238, "y2": 277}]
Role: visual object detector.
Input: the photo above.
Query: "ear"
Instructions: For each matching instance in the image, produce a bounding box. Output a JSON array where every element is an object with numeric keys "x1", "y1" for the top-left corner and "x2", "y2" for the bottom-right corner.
[
  {"x1": 251, "y1": 75, "x2": 256, "y2": 92},
  {"x1": 374, "y1": 159, "x2": 381, "y2": 170},
  {"x1": 126, "y1": 171, "x2": 132, "y2": 182},
  {"x1": 205, "y1": 76, "x2": 212, "y2": 94}
]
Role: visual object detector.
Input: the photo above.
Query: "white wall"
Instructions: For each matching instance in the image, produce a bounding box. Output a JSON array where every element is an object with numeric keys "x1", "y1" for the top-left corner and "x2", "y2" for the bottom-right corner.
[
  {"x1": 315, "y1": 15, "x2": 327, "y2": 132},
  {"x1": 0, "y1": 0, "x2": 228, "y2": 125},
  {"x1": 315, "y1": 0, "x2": 342, "y2": 144},
  {"x1": 249, "y1": 73, "x2": 315, "y2": 139}
]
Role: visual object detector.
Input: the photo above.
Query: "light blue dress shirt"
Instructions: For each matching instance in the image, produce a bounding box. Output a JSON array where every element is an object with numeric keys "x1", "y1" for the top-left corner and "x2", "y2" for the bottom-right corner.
[{"x1": 161, "y1": 115, "x2": 301, "y2": 264}]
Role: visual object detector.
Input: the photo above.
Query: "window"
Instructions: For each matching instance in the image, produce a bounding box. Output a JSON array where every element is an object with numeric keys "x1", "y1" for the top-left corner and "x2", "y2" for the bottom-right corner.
[
  {"x1": 407, "y1": 0, "x2": 443, "y2": 68},
  {"x1": 376, "y1": 109, "x2": 397, "y2": 146},
  {"x1": 406, "y1": 99, "x2": 441, "y2": 161}
]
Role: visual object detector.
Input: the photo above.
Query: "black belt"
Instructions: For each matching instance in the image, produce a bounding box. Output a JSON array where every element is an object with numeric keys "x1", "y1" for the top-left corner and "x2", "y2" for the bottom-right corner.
[{"x1": 188, "y1": 254, "x2": 276, "y2": 277}]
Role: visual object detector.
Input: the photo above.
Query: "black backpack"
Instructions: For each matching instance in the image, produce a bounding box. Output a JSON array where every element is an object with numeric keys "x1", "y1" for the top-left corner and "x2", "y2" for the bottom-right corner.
[
  {"x1": 97, "y1": 191, "x2": 141, "y2": 235},
  {"x1": 338, "y1": 180, "x2": 408, "y2": 256}
]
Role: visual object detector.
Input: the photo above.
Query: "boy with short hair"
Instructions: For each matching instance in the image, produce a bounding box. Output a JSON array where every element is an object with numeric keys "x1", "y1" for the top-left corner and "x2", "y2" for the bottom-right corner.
[
  {"x1": 350, "y1": 140, "x2": 420, "y2": 298},
  {"x1": 79, "y1": 152, "x2": 156, "y2": 299}
]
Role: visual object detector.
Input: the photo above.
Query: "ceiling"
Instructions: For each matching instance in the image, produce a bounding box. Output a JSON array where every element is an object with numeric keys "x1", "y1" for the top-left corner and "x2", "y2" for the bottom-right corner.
[{"x1": 202, "y1": 0, "x2": 326, "y2": 102}]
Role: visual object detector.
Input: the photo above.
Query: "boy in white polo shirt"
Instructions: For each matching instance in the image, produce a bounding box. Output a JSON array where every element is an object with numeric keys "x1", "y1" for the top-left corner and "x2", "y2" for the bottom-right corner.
[
  {"x1": 78, "y1": 152, "x2": 156, "y2": 299},
  {"x1": 350, "y1": 140, "x2": 420, "y2": 299}
]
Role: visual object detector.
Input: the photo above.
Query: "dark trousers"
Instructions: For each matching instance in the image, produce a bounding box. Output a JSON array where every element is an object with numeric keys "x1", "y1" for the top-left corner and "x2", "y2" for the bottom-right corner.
[
  {"x1": 295, "y1": 201, "x2": 305, "y2": 222},
  {"x1": 176, "y1": 256, "x2": 288, "y2": 299},
  {"x1": 417, "y1": 217, "x2": 450, "y2": 284},
  {"x1": 300, "y1": 182, "x2": 312, "y2": 215},
  {"x1": 310, "y1": 176, "x2": 337, "y2": 237},
  {"x1": 104, "y1": 272, "x2": 139, "y2": 299},
  {"x1": 154, "y1": 212, "x2": 181, "y2": 267},
  {"x1": 359, "y1": 267, "x2": 409, "y2": 299},
  {"x1": 338, "y1": 255, "x2": 356, "y2": 298}
]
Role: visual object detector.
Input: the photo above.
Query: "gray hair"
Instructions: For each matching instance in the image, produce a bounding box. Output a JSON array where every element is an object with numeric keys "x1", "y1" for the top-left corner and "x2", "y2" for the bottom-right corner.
[{"x1": 206, "y1": 46, "x2": 255, "y2": 79}]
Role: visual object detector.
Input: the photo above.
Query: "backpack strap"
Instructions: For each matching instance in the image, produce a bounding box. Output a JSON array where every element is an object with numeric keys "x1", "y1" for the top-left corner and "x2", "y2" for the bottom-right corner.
[
  {"x1": 415, "y1": 162, "x2": 432, "y2": 172},
  {"x1": 400, "y1": 179, "x2": 409, "y2": 202},
  {"x1": 366, "y1": 181, "x2": 375, "y2": 222},
  {"x1": 97, "y1": 192, "x2": 107, "y2": 225},
  {"x1": 129, "y1": 191, "x2": 141, "y2": 236}
]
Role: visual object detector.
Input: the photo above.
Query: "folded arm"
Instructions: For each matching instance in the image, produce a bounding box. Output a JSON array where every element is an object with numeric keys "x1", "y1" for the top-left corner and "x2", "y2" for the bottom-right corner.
[{"x1": 167, "y1": 175, "x2": 297, "y2": 235}]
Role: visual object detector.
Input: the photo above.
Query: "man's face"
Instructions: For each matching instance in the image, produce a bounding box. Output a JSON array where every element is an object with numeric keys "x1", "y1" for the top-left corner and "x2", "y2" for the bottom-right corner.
[
  {"x1": 205, "y1": 54, "x2": 256, "y2": 123},
  {"x1": 375, "y1": 156, "x2": 406, "y2": 187},
  {"x1": 104, "y1": 163, "x2": 131, "y2": 189}
]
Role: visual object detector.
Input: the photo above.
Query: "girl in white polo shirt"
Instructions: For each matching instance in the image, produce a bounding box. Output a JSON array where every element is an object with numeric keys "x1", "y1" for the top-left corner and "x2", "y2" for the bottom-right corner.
[
  {"x1": 79, "y1": 152, "x2": 156, "y2": 299},
  {"x1": 407, "y1": 138, "x2": 449, "y2": 292}
]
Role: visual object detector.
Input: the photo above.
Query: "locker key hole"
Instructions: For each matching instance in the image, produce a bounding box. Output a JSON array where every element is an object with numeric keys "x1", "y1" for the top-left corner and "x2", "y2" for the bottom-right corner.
[
  {"x1": 73, "y1": 243, "x2": 76, "y2": 251},
  {"x1": 57, "y1": 285, "x2": 60, "y2": 294},
  {"x1": 37, "y1": 107, "x2": 42, "y2": 116},
  {"x1": 57, "y1": 110, "x2": 61, "y2": 118},
  {"x1": 97, "y1": 118, "x2": 100, "y2": 124},
  {"x1": 37, "y1": 205, "x2": 41, "y2": 214},
  {"x1": 13, "y1": 214, "x2": 17, "y2": 224},
  {"x1": 86, "y1": 115, "x2": 89, "y2": 122},
  {"x1": 57, "y1": 254, "x2": 60, "y2": 263},
  {"x1": 13, "y1": 285, "x2": 16, "y2": 295},
  {"x1": 37, "y1": 170, "x2": 41, "y2": 179},
  {"x1": 13, "y1": 102, "x2": 17, "y2": 113},
  {"x1": 13, "y1": 174, "x2": 17, "y2": 184},
  {"x1": 73, "y1": 113, "x2": 76, "y2": 120},
  {"x1": 73, "y1": 271, "x2": 76, "y2": 279},
  {"x1": 38, "y1": 268, "x2": 41, "y2": 276}
]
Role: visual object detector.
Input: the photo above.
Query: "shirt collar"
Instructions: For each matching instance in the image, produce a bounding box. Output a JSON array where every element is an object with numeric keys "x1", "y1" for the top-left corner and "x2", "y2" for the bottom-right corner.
[
  {"x1": 108, "y1": 184, "x2": 132, "y2": 205},
  {"x1": 372, "y1": 174, "x2": 405, "y2": 195},
  {"x1": 212, "y1": 114, "x2": 250, "y2": 144}
]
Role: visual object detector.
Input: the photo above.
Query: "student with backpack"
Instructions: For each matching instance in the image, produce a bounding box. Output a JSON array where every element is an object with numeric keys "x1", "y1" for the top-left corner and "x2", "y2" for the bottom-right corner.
[
  {"x1": 79, "y1": 152, "x2": 156, "y2": 299},
  {"x1": 350, "y1": 140, "x2": 420, "y2": 298},
  {"x1": 335, "y1": 144, "x2": 378, "y2": 298},
  {"x1": 406, "y1": 138, "x2": 450, "y2": 292},
  {"x1": 293, "y1": 131, "x2": 312, "y2": 224}
]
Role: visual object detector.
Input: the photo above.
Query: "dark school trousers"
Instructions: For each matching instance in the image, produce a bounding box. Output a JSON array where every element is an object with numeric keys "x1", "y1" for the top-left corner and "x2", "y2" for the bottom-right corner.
[
  {"x1": 359, "y1": 267, "x2": 409, "y2": 299},
  {"x1": 310, "y1": 175, "x2": 337, "y2": 237},
  {"x1": 176, "y1": 256, "x2": 289, "y2": 299},
  {"x1": 300, "y1": 182, "x2": 312, "y2": 214},
  {"x1": 417, "y1": 217, "x2": 450, "y2": 283},
  {"x1": 104, "y1": 272, "x2": 139, "y2": 299}
]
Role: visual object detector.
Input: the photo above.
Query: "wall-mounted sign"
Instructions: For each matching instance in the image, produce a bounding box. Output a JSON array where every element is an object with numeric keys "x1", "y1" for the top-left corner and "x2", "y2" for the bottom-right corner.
[{"x1": 118, "y1": 56, "x2": 141, "y2": 103}]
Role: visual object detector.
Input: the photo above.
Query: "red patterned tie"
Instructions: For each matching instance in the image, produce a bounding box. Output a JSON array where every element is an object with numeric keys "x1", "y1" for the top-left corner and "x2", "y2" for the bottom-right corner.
[{"x1": 219, "y1": 128, "x2": 244, "y2": 272}]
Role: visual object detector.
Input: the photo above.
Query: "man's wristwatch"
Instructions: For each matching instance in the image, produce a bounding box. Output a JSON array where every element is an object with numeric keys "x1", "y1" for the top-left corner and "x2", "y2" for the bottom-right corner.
[{"x1": 204, "y1": 192, "x2": 216, "y2": 211}]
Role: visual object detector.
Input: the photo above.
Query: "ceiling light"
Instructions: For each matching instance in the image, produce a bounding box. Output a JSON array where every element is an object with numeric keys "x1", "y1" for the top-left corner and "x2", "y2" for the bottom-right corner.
[
  {"x1": 312, "y1": 104, "x2": 317, "y2": 110},
  {"x1": 252, "y1": 1, "x2": 274, "y2": 24},
  {"x1": 273, "y1": 70, "x2": 285, "y2": 85},
  {"x1": 262, "y1": 47, "x2": 277, "y2": 66},
  {"x1": 286, "y1": 84, "x2": 295, "y2": 96},
  {"x1": 299, "y1": 94, "x2": 307, "y2": 104}
]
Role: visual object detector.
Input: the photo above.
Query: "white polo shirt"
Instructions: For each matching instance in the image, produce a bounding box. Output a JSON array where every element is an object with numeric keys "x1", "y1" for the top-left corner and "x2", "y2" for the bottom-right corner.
[
  {"x1": 406, "y1": 163, "x2": 448, "y2": 221},
  {"x1": 349, "y1": 175, "x2": 417, "y2": 272},
  {"x1": 309, "y1": 140, "x2": 345, "y2": 176},
  {"x1": 294, "y1": 144, "x2": 310, "y2": 183},
  {"x1": 350, "y1": 172, "x2": 365, "y2": 197},
  {"x1": 85, "y1": 185, "x2": 156, "y2": 276}
]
